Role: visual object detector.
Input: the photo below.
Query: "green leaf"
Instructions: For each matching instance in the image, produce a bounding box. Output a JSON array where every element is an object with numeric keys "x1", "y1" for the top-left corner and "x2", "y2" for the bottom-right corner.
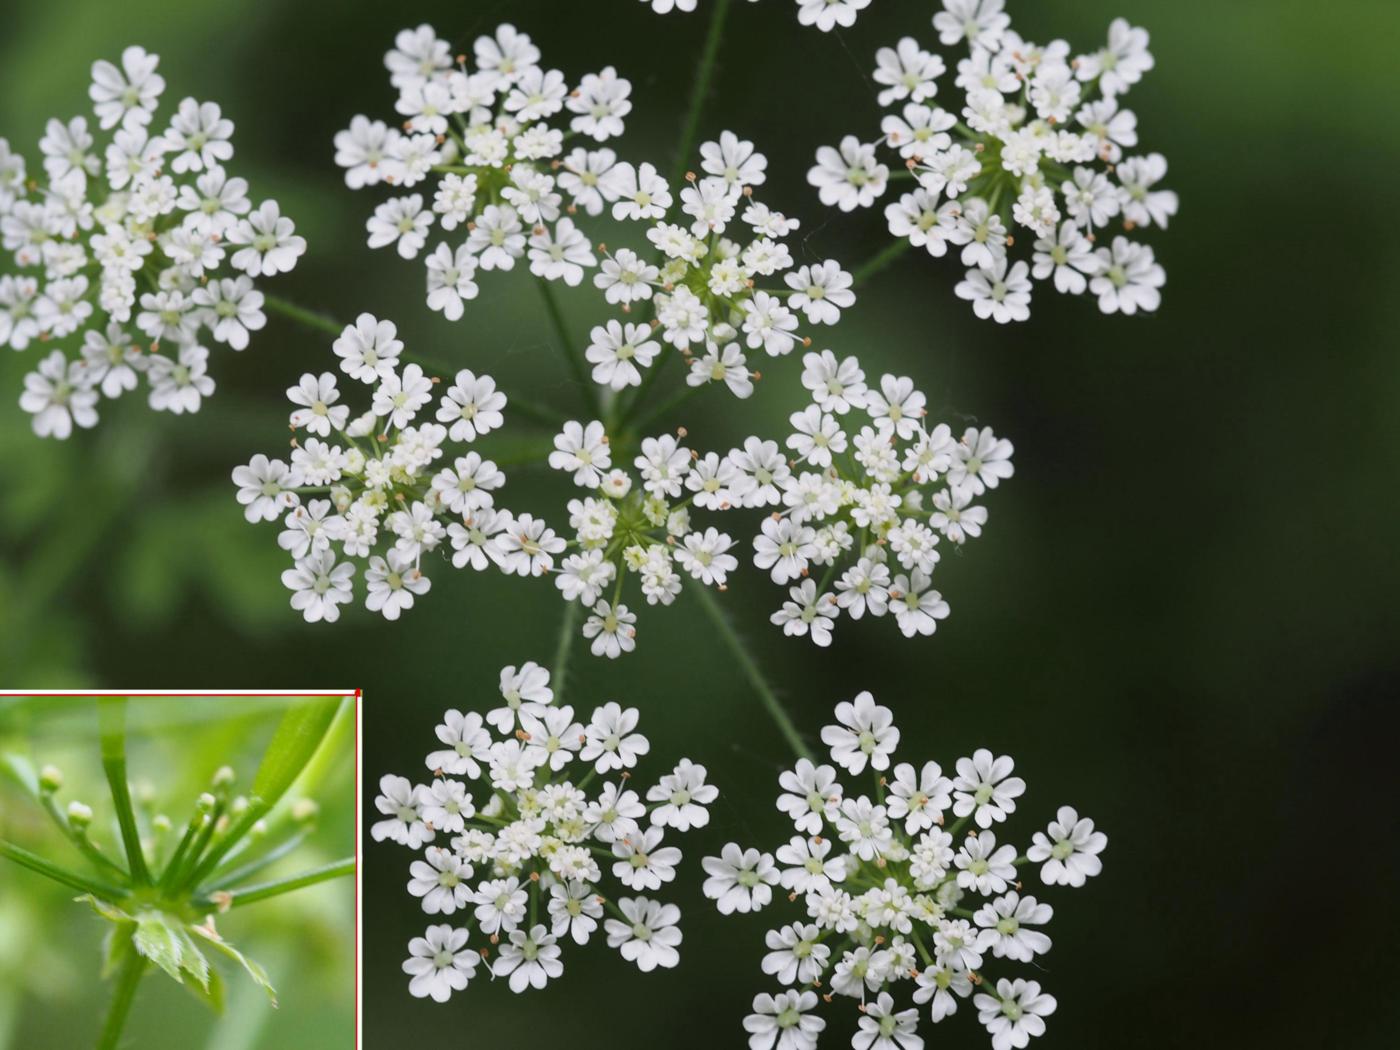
[
  {"x1": 189, "y1": 925, "x2": 278, "y2": 1007},
  {"x1": 250, "y1": 698, "x2": 344, "y2": 811},
  {"x1": 77, "y1": 893, "x2": 134, "y2": 925},
  {"x1": 133, "y1": 911, "x2": 185, "y2": 984},
  {"x1": 174, "y1": 925, "x2": 212, "y2": 991}
]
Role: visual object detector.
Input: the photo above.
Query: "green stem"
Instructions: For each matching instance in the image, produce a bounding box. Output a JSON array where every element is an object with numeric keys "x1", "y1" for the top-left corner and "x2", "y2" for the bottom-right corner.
[
  {"x1": 535, "y1": 279, "x2": 601, "y2": 418},
  {"x1": 201, "y1": 857, "x2": 355, "y2": 909},
  {"x1": 263, "y1": 294, "x2": 345, "y2": 338},
  {"x1": 852, "y1": 239, "x2": 913, "y2": 286},
  {"x1": 668, "y1": 0, "x2": 734, "y2": 193},
  {"x1": 552, "y1": 600, "x2": 583, "y2": 706},
  {"x1": 691, "y1": 586, "x2": 813, "y2": 761},
  {"x1": 629, "y1": 379, "x2": 703, "y2": 435},
  {"x1": 204, "y1": 830, "x2": 308, "y2": 891},
  {"x1": 0, "y1": 839, "x2": 127, "y2": 898},
  {"x1": 96, "y1": 949, "x2": 146, "y2": 1050},
  {"x1": 97, "y1": 699, "x2": 151, "y2": 886}
]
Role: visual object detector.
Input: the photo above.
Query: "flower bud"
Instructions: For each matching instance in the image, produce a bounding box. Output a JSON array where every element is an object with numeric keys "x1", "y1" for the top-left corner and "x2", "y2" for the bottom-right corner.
[
  {"x1": 292, "y1": 799, "x2": 320, "y2": 824},
  {"x1": 195, "y1": 792, "x2": 217, "y2": 814},
  {"x1": 152, "y1": 814, "x2": 172, "y2": 834},
  {"x1": 39, "y1": 765, "x2": 63, "y2": 793},
  {"x1": 212, "y1": 766, "x2": 236, "y2": 790},
  {"x1": 66, "y1": 801, "x2": 93, "y2": 828}
]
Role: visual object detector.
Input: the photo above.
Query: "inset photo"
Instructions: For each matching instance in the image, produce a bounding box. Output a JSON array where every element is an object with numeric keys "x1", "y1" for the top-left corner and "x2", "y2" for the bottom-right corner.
[{"x1": 0, "y1": 692, "x2": 357, "y2": 1050}]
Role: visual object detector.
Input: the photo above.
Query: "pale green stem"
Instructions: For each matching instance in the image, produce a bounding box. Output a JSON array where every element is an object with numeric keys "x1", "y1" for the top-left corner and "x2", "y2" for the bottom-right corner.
[
  {"x1": 95, "y1": 949, "x2": 146, "y2": 1050},
  {"x1": 552, "y1": 600, "x2": 583, "y2": 707},
  {"x1": 263, "y1": 294, "x2": 344, "y2": 338},
  {"x1": 853, "y1": 239, "x2": 913, "y2": 286},
  {"x1": 200, "y1": 857, "x2": 354, "y2": 909},
  {"x1": 691, "y1": 586, "x2": 813, "y2": 761},
  {"x1": 535, "y1": 279, "x2": 601, "y2": 418},
  {"x1": 0, "y1": 839, "x2": 127, "y2": 897}
]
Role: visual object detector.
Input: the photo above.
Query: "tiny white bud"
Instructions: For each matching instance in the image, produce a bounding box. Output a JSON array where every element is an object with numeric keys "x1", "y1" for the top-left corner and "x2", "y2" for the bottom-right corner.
[
  {"x1": 66, "y1": 801, "x2": 93, "y2": 828},
  {"x1": 39, "y1": 765, "x2": 63, "y2": 793}
]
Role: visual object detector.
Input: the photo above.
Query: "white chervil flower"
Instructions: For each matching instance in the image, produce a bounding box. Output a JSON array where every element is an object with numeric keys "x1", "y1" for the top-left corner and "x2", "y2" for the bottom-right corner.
[
  {"x1": 549, "y1": 419, "x2": 612, "y2": 488},
  {"x1": 403, "y1": 924, "x2": 478, "y2": 1002},
  {"x1": 702, "y1": 843, "x2": 778, "y2": 915},
  {"x1": 744, "y1": 989, "x2": 826, "y2": 1050},
  {"x1": 647, "y1": 759, "x2": 718, "y2": 831},
  {"x1": 227, "y1": 200, "x2": 305, "y2": 276},
  {"x1": 854, "y1": 991, "x2": 922, "y2": 1050},
  {"x1": 952, "y1": 749, "x2": 1026, "y2": 828},
  {"x1": 822, "y1": 690, "x2": 899, "y2": 774},
  {"x1": 1026, "y1": 806, "x2": 1106, "y2": 887},
  {"x1": 605, "y1": 896, "x2": 682, "y2": 972},
  {"x1": 974, "y1": 978, "x2": 1057, "y2": 1050},
  {"x1": 372, "y1": 774, "x2": 434, "y2": 848},
  {"x1": 492, "y1": 924, "x2": 563, "y2": 992},
  {"x1": 808, "y1": 136, "x2": 888, "y2": 212}
]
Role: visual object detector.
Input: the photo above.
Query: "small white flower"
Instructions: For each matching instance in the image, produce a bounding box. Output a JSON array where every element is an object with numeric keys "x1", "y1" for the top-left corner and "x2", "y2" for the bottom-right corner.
[
  {"x1": 403, "y1": 924, "x2": 477, "y2": 1002},
  {"x1": 702, "y1": 843, "x2": 778, "y2": 915},
  {"x1": 822, "y1": 691, "x2": 899, "y2": 775},
  {"x1": 1027, "y1": 806, "x2": 1107, "y2": 887}
]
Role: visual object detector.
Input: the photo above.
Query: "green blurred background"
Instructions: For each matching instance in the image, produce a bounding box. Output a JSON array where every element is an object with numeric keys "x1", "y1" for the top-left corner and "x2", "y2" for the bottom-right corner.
[
  {"x1": 2, "y1": 0, "x2": 1397, "y2": 1046},
  {"x1": 0, "y1": 696, "x2": 354, "y2": 1048}
]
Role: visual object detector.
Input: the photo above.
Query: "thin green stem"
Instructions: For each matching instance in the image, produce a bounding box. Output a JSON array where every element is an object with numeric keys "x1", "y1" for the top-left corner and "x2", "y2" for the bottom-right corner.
[
  {"x1": 552, "y1": 600, "x2": 583, "y2": 706},
  {"x1": 96, "y1": 949, "x2": 146, "y2": 1050},
  {"x1": 157, "y1": 810, "x2": 204, "y2": 892},
  {"x1": 536, "y1": 279, "x2": 601, "y2": 418},
  {"x1": 204, "y1": 830, "x2": 308, "y2": 891},
  {"x1": 200, "y1": 857, "x2": 355, "y2": 909},
  {"x1": 629, "y1": 379, "x2": 703, "y2": 435},
  {"x1": 263, "y1": 294, "x2": 345, "y2": 338},
  {"x1": 0, "y1": 839, "x2": 127, "y2": 897},
  {"x1": 852, "y1": 239, "x2": 914, "y2": 286},
  {"x1": 691, "y1": 586, "x2": 813, "y2": 761},
  {"x1": 98, "y1": 699, "x2": 151, "y2": 886},
  {"x1": 668, "y1": 0, "x2": 734, "y2": 193}
]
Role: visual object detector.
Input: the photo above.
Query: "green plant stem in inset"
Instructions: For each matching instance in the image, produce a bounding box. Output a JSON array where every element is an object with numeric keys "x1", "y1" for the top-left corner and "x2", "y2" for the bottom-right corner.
[
  {"x1": 668, "y1": 0, "x2": 734, "y2": 192},
  {"x1": 536, "y1": 278, "x2": 601, "y2": 418},
  {"x1": 691, "y1": 586, "x2": 814, "y2": 762},
  {"x1": 853, "y1": 239, "x2": 913, "y2": 286},
  {"x1": 201, "y1": 857, "x2": 354, "y2": 910},
  {"x1": 204, "y1": 830, "x2": 308, "y2": 891},
  {"x1": 97, "y1": 699, "x2": 151, "y2": 886},
  {"x1": 0, "y1": 839, "x2": 128, "y2": 898},
  {"x1": 552, "y1": 599, "x2": 583, "y2": 707},
  {"x1": 96, "y1": 949, "x2": 146, "y2": 1050},
  {"x1": 263, "y1": 294, "x2": 345, "y2": 338}
]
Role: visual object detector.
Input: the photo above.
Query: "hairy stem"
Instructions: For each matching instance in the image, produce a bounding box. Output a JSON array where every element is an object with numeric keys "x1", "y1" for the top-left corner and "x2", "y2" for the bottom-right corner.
[
  {"x1": 202, "y1": 857, "x2": 355, "y2": 909},
  {"x1": 263, "y1": 294, "x2": 345, "y2": 338},
  {"x1": 669, "y1": 0, "x2": 734, "y2": 192},
  {"x1": 552, "y1": 599, "x2": 583, "y2": 707},
  {"x1": 535, "y1": 279, "x2": 601, "y2": 419},
  {"x1": 96, "y1": 949, "x2": 146, "y2": 1050},
  {"x1": 853, "y1": 239, "x2": 913, "y2": 286},
  {"x1": 691, "y1": 586, "x2": 813, "y2": 761}
]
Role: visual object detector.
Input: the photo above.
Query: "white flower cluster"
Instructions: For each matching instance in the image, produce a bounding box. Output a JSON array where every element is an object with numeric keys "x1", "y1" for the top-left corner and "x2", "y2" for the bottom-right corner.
[
  {"x1": 640, "y1": 0, "x2": 874, "y2": 33},
  {"x1": 374, "y1": 662, "x2": 715, "y2": 1001},
  {"x1": 809, "y1": 1, "x2": 1175, "y2": 323},
  {"x1": 718, "y1": 354, "x2": 1011, "y2": 646},
  {"x1": 335, "y1": 23, "x2": 637, "y2": 317},
  {"x1": 583, "y1": 130, "x2": 855, "y2": 398},
  {"x1": 232, "y1": 313, "x2": 514, "y2": 624},
  {"x1": 704, "y1": 691, "x2": 1106, "y2": 1050},
  {"x1": 1, "y1": 46, "x2": 305, "y2": 438},
  {"x1": 547, "y1": 418, "x2": 741, "y2": 659}
]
